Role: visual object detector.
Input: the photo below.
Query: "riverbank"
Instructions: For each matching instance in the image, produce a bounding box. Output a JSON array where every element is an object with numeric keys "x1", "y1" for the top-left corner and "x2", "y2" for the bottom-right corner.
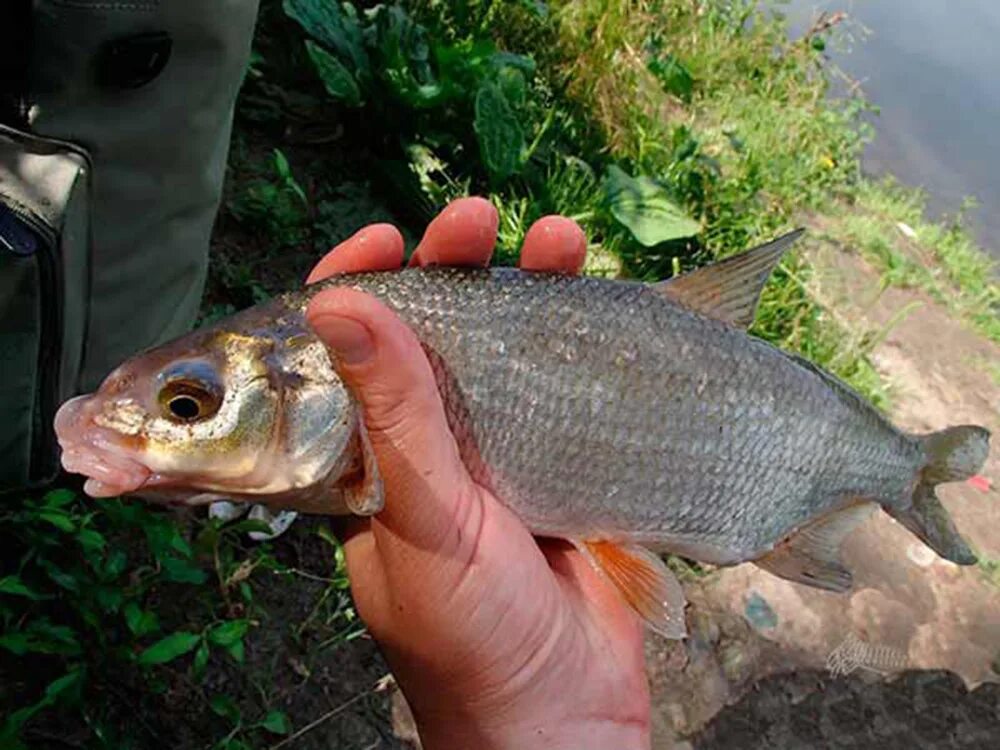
[{"x1": 2, "y1": 2, "x2": 997, "y2": 747}]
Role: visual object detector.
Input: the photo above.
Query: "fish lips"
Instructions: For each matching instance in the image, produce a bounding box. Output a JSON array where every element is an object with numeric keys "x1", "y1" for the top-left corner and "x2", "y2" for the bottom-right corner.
[{"x1": 54, "y1": 394, "x2": 152, "y2": 497}]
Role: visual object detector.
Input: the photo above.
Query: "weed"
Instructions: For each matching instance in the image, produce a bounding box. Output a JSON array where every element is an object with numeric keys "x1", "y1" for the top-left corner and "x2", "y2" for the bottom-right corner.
[
  {"x1": 228, "y1": 148, "x2": 310, "y2": 246},
  {"x1": 0, "y1": 489, "x2": 351, "y2": 748},
  {"x1": 846, "y1": 179, "x2": 999, "y2": 342}
]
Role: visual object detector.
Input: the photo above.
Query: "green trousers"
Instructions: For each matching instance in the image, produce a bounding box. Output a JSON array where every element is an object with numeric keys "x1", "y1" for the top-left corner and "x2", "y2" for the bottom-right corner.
[{"x1": 0, "y1": 0, "x2": 260, "y2": 490}]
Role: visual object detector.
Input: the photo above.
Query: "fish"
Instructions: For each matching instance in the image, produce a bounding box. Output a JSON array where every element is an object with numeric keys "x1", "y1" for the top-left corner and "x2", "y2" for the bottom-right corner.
[{"x1": 54, "y1": 230, "x2": 991, "y2": 638}]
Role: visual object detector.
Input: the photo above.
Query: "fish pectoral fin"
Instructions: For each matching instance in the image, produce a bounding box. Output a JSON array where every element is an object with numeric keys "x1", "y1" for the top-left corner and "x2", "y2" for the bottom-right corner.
[
  {"x1": 653, "y1": 229, "x2": 804, "y2": 328},
  {"x1": 755, "y1": 501, "x2": 874, "y2": 592},
  {"x1": 579, "y1": 539, "x2": 688, "y2": 639},
  {"x1": 343, "y1": 418, "x2": 384, "y2": 516}
]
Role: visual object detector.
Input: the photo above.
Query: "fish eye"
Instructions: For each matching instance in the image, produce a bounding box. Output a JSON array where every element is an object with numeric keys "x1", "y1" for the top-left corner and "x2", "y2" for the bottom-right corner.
[
  {"x1": 158, "y1": 380, "x2": 223, "y2": 423},
  {"x1": 157, "y1": 361, "x2": 224, "y2": 423}
]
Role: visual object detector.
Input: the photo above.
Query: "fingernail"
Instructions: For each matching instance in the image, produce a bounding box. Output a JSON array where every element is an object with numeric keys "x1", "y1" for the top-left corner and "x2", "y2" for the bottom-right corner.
[{"x1": 315, "y1": 315, "x2": 374, "y2": 365}]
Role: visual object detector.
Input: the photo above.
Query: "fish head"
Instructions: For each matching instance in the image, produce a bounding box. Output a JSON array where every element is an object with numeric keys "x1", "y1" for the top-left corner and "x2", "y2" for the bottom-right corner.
[{"x1": 55, "y1": 309, "x2": 359, "y2": 510}]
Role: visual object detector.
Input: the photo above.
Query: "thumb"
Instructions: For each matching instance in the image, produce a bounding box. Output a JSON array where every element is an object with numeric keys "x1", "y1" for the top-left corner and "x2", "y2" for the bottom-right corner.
[{"x1": 306, "y1": 287, "x2": 480, "y2": 552}]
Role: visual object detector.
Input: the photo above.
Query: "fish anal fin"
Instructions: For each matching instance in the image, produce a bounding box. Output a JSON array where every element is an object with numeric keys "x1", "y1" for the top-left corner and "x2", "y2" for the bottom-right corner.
[
  {"x1": 654, "y1": 229, "x2": 804, "y2": 328},
  {"x1": 581, "y1": 539, "x2": 687, "y2": 639},
  {"x1": 755, "y1": 501, "x2": 874, "y2": 593}
]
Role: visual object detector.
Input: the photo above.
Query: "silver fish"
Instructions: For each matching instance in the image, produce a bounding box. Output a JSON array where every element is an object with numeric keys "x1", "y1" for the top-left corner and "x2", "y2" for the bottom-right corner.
[{"x1": 54, "y1": 231, "x2": 991, "y2": 637}]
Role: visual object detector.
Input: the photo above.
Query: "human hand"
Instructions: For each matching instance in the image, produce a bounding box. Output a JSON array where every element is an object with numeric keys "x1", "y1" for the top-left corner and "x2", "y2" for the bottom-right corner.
[{"x1": 305, "y1": 198, "x2": 651, "y2": 750}]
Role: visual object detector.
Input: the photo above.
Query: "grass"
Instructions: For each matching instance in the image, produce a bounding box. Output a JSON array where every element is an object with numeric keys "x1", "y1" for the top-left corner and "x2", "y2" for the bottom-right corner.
[
  {"x1": 4, "y1": 1, "x2": 998, "y2": 747},
  {"x1": 839, "y1": 179, "x2": 999, "y2": 342}
]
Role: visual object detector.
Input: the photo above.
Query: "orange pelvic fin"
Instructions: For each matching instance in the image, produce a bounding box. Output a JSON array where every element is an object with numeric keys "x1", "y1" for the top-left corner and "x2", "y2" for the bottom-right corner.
[{"x1": 581, "y1": 539, "x2": 687, "y2": 639}]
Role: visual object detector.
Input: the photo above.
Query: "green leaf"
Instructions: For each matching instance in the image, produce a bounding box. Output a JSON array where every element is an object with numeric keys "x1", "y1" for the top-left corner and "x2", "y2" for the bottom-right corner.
[
  {"x1": 144, "y1": 521, "x2": 190, "y2": 558},
  {"x1": 43, "y1": 488, "x2": 77, "y2": 508},
  {"x1": 209, "y1": 693, "x2": 241, "y2": 723},
  {"x1": 75, "y1": 528, "x2": 106, "y2": 554},
  {"x1": 124, "y1": 602, "x2": 160, "y2": 637},
  {"x1": 192, "y1": 641, "x2": 210, "y2": 679},
  {"x1": 103, "y1": 549, "x2": 128, "y2": 579},
  {"x1": 161, "y1": 556, "x2": 208, "y2": 585},
  {"x1": 474, "y1": 81, "x2": 525, "y2": 182},
  {"x1": 316, "y1": 524, "x2": 340, "y2": 550},
  {"x1": 0, "y1": 622, "x2": 80, "y2": 656},
  {"x1": 44, "y1": 668, "x2": 84, "y2": 702},
  {"x1": 0, "y1": 632, "x2": 33, "y2": 655},
  {"x1": 95, "y1": 584, "x2": 124, "y2": 613},
  {"x1": 305, "y1": 41, "x2": 362, "y2": 106},
  {"x1": 225, "y1": 639, "x2": 245, "y2": 663},
  {"x1": 603, "y1": 166, "x2": 700, "y2": 246},
  {"x1": 227, "y1": 519, "x2": 278, "y2": 537},
  {"x1": 259, "y1": 710, "x2": 291, "y2": 735},
  {"x1": 648, "y1": 53, "x2": 694, "y2": 102},
  {"x1": 0, "y1": 575, "x2": 46, "y2": 600},
  {"x1": 138, "y1": 632, "x2": 201, "y2": 666},
  {"x1": 0, "y1": 668, "x2": 84, "y2": 743},
  {"x1": 36, "y1": 510, "x2": 74, "y2": 532},
  {"x1": 283, "y1": 0, "x2": 369, "y2": 81},
  {"x1": 208, "y1": 620, "x2": 249, "y2": 647}
]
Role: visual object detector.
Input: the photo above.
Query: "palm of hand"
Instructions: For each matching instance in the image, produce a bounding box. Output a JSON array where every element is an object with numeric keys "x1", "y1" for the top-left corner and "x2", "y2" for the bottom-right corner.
[{"x1": 306, "y1": 198, "x2": 650, "y2": 749}]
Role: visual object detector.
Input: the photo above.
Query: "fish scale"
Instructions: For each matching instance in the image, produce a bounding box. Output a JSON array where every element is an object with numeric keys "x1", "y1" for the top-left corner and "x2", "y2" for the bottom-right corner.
[{"x1": 277, "y1": 266, "x2": 921, "y2": 561}]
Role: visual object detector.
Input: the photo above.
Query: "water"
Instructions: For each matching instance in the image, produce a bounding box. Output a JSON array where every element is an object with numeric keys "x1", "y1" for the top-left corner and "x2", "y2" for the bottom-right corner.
[{"x1": 782, "y1": 0, "x2": 1000, "y2": 259}]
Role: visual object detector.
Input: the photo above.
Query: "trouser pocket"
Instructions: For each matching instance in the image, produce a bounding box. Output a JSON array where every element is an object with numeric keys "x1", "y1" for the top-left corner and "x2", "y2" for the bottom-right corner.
[{"x1": 0, "y1": 124, "x2": 90, "y2": 491}]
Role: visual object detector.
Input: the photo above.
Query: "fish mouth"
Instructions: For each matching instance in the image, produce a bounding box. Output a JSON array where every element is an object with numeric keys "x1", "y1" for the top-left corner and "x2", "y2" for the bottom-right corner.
[{"x1": 54, "y1": 395, "x2": 153, "y2": 497}]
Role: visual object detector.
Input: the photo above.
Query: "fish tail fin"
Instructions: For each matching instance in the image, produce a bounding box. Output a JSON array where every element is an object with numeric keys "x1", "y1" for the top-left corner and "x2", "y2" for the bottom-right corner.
[{"x1": 887, "y1": 425, "x2": 990, "y2": 565}]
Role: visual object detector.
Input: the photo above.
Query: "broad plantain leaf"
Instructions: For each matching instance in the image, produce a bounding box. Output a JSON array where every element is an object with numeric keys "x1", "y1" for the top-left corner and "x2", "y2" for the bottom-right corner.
[
  {"x1": 497, "y1": 66, "x2": 527, "y2": 108},
  {"x1": 604, "y1": 166, "x2": 700, "y2": 246},
  {"x1": 375, "y1": 5, "x2": 442, "y2": 107},
  {"x1": 306, "y1": 41, "x2": 362, "y2": 106},
  {"x1": 283, "y1": 0, "x2": 369, "y2": 82},
  {"x1": 474, "y1": 81, "x2": 524, "y2": 182},
  {"x1": 138, "y1": 632, "x2": 201, "y2": 666}
]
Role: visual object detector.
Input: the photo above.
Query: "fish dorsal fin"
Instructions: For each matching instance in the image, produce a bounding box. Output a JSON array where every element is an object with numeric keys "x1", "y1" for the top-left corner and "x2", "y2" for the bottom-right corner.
[
  {"x1": 579, "y1": 539, "x2": 687, "y2": 639},
  {"x1": 654, "y1": 229, "x2": 804, "y2": 328},
  {"x1": 755, "y1": 501, "x2": 874, "y2": 592}
]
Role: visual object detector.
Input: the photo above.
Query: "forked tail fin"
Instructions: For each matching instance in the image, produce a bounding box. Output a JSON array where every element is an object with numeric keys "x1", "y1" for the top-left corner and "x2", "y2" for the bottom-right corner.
[{"x1": 887, "y1": 425, "x2": 990, "y2": 565}]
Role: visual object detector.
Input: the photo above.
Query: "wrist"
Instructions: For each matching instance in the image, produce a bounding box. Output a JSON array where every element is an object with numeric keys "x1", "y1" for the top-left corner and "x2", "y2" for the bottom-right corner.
[{"x1": 415, "y1": 708, "x2": 650, "y2": 750}]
